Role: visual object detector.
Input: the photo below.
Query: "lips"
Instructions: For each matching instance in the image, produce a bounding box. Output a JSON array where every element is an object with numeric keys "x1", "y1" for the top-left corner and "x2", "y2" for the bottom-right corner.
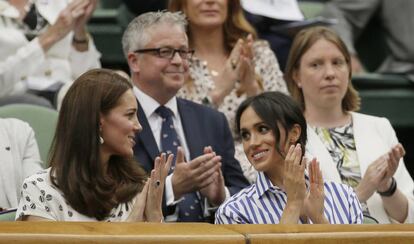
[
  {"x1": 201, "y1": 9, "x2": 219, "y2": 14},
  {"x1": 321, "y1": 85, "x2": 339, "y2": 90},
  {"x1": 251, "y1": 149, "x2": 269, "y2": 161},
  {"x1": 128, "y1": 136, "x2": 136, "y2": 146}
]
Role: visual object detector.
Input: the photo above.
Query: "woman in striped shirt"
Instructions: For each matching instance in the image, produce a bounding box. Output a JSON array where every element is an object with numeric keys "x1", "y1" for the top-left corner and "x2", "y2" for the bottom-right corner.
[{"x1": 215, "y1": 92, "x2": 362, "y2": 224}]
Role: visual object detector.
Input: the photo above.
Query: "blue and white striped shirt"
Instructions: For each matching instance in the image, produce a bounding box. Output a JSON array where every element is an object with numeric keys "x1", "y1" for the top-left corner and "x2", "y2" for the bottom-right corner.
[{"x1": 215, "y1": 171, "x2": 363, "y2": 224}]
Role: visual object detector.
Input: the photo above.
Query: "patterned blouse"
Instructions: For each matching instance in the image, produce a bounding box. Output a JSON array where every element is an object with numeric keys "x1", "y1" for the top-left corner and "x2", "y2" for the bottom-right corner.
[
  {"x1": 313, "y1": 122, "x2": 371, "y2": 215},
  {"x1": 16, "y1": 168, "x2": 133, "y2": 221},
  {"x1": 177, "y1": 40, "x2": 288, "y2": 183}
]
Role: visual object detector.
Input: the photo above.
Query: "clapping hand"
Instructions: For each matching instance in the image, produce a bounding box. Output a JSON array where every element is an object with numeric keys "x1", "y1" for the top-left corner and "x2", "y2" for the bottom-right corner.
[
  {"x1": 127, "y1": 153, "x2": 173, "y2": 222},
  {"x1": 356, "y1": 144, "x2": 404, "y2": 202},
  {"x1": 280, "y1": 144, "x2": 307, "y2": 224},
  {"x1": 303, "y1": 158, "x2": 328, "y2": 224},
  {"x1": 199, "y1": 146, "x2": 226, "y2": 206},
  {"x1": 39, "y1": 0, "x2": 97, "y2": 51},
  {"x1": 171, "y1": 147, "x2": 221, "y2": 200},
  {"x1": 377, "y1": 144, "x2": 405, "y2": 192}
]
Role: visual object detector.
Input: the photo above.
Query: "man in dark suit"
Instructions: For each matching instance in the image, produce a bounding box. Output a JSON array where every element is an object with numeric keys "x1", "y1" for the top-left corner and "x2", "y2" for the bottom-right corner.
[{"x1": 122, "y1": 11, "x2": 249, "y2": 222}]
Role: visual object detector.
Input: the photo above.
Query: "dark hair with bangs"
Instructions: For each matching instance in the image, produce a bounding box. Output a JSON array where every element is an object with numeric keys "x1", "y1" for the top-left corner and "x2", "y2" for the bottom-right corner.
[{"x1": 235, "y1": 91, "x2": 307, "y2": 157}]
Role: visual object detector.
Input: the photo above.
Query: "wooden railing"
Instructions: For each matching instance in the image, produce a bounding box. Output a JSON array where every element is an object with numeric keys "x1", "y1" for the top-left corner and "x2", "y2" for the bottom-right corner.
[{"x1": 0, "y1": 222, "x2": 413, "y2": 243}]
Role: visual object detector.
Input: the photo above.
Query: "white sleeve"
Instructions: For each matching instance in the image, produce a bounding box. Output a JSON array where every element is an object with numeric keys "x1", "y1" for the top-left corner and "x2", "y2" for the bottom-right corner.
[
  {"x1": 0, "y1": 38, "x2": 45, "y2": 97},
  {"x1": 68, "y1": 36, "x2": 101, "y2": 79}
]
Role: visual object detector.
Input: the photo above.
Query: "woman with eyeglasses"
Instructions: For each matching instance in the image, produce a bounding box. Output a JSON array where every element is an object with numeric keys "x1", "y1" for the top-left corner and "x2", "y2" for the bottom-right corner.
[{"x1": 168, "y1": 0, "x2": 288, "y2": 183}]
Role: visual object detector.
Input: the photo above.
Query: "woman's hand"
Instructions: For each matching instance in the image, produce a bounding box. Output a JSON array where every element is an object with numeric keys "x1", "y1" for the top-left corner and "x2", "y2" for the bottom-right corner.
[
  {"x1": 355, "y1": 154, "x2": 388, "y2": 202},
  {"x1": 38, "y1": 0, "x2": 90, "y2": 51},
  {"x1": 127, "y1": 179, "x2": 149, "y2": 222},
  {"x1": 377, "y1": 144, "x2": 405, "y2": 192},
  {"x1": 303, "y1": 158, "x2": 328, "y2": 224},
  {"x1": 280, "y1": 144, "x2": 306, "y2": 224},
  {"x1": 238, "y1": 34, "x2": 261, "y2": 96},
  {"x1": 73, "y1": 0, "x2": 98, "y2": 39},
  {"x1": 144, "y1": 153, "x2": 173, "y2": 222},
  {"x1": 209, "y1": 38, "x2": 247, "y2": 106}
]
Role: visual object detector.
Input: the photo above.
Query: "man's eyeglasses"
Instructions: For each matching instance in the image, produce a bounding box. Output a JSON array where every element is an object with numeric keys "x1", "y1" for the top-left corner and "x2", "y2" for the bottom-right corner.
[{"x1": 134, "y1": 47, "x2": 195, "y2": 60}]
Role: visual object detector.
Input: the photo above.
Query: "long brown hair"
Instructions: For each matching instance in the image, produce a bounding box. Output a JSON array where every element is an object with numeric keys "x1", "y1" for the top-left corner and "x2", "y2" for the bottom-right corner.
[
  {"x1": 49, "y1": 69, "x2": 146, "y2": 220},
  {"x1": 284, "y1": 26, "x2": 360, "y2": 112},
  {"x1": 168, "y1": 0, "x2": 257, "y2": 52}
]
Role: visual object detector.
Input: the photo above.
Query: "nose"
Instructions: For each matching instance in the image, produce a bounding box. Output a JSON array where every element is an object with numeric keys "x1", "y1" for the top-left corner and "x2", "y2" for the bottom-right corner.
[
  {"x1": 248, "y1": 133, "x2": 261, "y2": 148},
  {"x1": 170, "y1": 51, "x2": 184, "y2": 64},
  {"x1": 325, "y1": 63, "x2": 335, "y2": 80},
  {"x1": 133, "y1": 117, "x2": 142, "y2": 133}
]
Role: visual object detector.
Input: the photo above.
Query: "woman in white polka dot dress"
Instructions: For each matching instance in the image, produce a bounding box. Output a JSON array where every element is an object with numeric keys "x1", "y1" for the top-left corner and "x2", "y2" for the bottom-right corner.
[
  {"x1": 16, "y1": 69, "x2": 172, "y2": 221},
  {"x1": 169, "y1": 0, "x2": 289, "y2": 183}
]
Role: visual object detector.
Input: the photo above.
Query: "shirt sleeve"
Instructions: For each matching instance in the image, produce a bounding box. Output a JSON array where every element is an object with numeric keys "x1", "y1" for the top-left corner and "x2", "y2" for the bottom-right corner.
[
  {"x1": 68, "y1": 34, "x2": 101, "y2": 79},
  {"x1": 0, "y1": 37, "x2": 45, "y2": 97},
  {"x1": 215, "y1": 201, "x2": 246, "y2": 224},
  {"x1": 347, "y1": 185, "x2": 363, "y2": 224},
  {"x1": 16, "y1": 176, "x2": 57, "y2": 221}
]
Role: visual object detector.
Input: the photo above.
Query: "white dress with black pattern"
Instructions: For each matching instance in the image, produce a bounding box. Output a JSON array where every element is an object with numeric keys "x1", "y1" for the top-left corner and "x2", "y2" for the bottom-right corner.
[
  {"x1": 178, "y1": 40, "x2": 289, "y2": 183},
  {"x1": 16, "y1": 168, "x2": 132, "y2": 221}
]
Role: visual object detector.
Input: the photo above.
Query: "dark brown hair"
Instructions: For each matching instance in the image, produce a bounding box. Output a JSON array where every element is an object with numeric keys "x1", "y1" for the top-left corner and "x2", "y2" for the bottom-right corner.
[
  {"x1": 168, "y1": 0, "x2": 257, "y2": 52},
  {"x1": 49, "y1": 69, "x2": 146, "y2": 220},
  {"x1": 236, "y1": 92, "x2": 307, "y2": 157},
  {"x1": 284, "y1": 26, "x2": 360, "y2": 112}
]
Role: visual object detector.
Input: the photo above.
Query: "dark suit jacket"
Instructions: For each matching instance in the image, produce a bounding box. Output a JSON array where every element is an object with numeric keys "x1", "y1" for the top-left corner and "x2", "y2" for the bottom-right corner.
[{"x1": 133, "y1": 97, "x2": 249, "y2": 218}]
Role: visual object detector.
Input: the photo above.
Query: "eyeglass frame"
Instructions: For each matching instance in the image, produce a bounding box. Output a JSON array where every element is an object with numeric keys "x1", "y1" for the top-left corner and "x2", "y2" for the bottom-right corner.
[{"x1": 133, "y1": 47, "x2": 195, "y2": 60}]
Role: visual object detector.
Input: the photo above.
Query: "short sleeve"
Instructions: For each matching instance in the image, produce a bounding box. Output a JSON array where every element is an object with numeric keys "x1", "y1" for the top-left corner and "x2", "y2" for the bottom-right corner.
[{"x1": 16, "y1": 174, "x2": 57, "y2": 220}]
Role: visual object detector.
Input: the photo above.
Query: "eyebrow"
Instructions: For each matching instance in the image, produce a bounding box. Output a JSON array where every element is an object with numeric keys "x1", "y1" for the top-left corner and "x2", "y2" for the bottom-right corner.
[{"x1": 240, "y1": 121, "x2": 266, "y2": 131}]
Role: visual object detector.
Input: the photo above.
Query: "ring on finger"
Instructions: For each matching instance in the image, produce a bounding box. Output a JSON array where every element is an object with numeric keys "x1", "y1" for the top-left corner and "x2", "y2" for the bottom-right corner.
[{"x1": 231, "y1": 59, "x2": 237, "y2": 70}]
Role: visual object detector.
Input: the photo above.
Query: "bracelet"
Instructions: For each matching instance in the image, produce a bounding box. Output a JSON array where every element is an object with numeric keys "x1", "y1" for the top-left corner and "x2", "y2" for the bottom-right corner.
[
  {"x1": 72, "y1": 34, "x2": 89, "y2": 44},
  {"x1": 377, "y1": 177, "x2": 397, "y2": 197}
]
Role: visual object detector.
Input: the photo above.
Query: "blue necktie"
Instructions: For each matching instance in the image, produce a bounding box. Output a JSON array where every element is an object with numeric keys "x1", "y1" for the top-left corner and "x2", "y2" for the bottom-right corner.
[{"x1": 155, "y1": 106, "x2": 204, "y2": 222}]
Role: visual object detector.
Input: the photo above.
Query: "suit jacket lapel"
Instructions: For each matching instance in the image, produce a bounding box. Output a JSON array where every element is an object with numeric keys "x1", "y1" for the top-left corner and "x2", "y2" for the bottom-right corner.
[
  {"x1": 177, "y1": 99, "x2": 203, "y2": 159},
  {"x1": 352, "y1": 112, "x2": 377, "y2": 176},
  {"x1": 306, "y1": 124, "x2": 342, "y2": 182},
  {"x1": 136, "y1": 100, "x2": 160, "y2": 164}
]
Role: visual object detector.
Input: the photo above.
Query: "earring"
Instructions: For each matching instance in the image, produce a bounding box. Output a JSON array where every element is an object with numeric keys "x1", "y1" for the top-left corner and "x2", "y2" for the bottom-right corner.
[{"x1": 99, "y1": 136, "x2": 104, "y2": 145}]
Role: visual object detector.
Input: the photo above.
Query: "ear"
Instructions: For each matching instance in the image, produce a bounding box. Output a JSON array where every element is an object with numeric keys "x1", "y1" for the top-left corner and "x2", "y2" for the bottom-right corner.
[
  {"x1": 127, "y1": 52, "x2": 141, "y2": 74},
  {"x1": 292, "y1": 69, "x2": 302, "y2": 88},
  {"x1": 99, "y1": 113, "x2": 105, "y2": 132},
  {"x1": 287, "y1": 124, "x2": 301, "y2": 144}
]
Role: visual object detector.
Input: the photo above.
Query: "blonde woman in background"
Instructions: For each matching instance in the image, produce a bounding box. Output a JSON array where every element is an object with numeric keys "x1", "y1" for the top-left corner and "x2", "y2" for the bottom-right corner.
[{"x1": 169, "y1": 0, "x2": 288, "y2": 183}]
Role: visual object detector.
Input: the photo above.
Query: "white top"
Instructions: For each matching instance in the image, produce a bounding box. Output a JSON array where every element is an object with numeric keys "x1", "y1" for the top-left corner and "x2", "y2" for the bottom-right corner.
[
  {"x1": 16, "y1": 168, "x2": 133, "y2": 221},
  {"x1": 0, "y1": 0, "x2": 101, "y2": 98},
  {"x1": 306, "y1": 112, "x2": 414, "y2": 223},
  {"x1": 0, "y1": 118, "x2": 43, "y2": 209}
]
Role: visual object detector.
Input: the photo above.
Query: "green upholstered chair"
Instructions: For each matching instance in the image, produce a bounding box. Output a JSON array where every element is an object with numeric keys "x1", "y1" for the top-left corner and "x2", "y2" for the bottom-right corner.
[
  {"x1": 0, "y1": 209, "x2": 16, "y2": 222},
  {"x1": 0, "y1": 104, "x2": 58, "y2": 166}
]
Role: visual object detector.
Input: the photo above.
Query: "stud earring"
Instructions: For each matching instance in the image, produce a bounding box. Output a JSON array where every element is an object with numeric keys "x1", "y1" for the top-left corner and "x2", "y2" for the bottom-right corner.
[{"x1": 99, "y1": 136, "x2": 104, "y2": 145}]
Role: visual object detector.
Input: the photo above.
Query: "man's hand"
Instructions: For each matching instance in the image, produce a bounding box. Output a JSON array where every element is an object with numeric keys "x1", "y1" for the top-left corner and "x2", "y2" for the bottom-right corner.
[
  {"x1": 199, "y1": 146, "x2": 226, "y2": 206},
  {"x1": 171, "y1": 147, "x2": 221, "y2": 200}
]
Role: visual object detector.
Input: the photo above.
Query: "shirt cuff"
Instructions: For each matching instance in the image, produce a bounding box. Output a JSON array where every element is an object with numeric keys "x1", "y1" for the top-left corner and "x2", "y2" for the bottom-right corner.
[
  {"x1": 204, "y1": 187, "x2": 230, "y2": 213},
  {"x1": 165, "y1": 174, "x2": 184, "y2": 206}
]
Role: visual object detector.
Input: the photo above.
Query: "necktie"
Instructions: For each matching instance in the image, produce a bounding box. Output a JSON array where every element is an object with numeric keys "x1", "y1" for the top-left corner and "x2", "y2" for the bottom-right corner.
[{"x1": 155, "y1": 106, "x2": 204, "y2": 222}]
